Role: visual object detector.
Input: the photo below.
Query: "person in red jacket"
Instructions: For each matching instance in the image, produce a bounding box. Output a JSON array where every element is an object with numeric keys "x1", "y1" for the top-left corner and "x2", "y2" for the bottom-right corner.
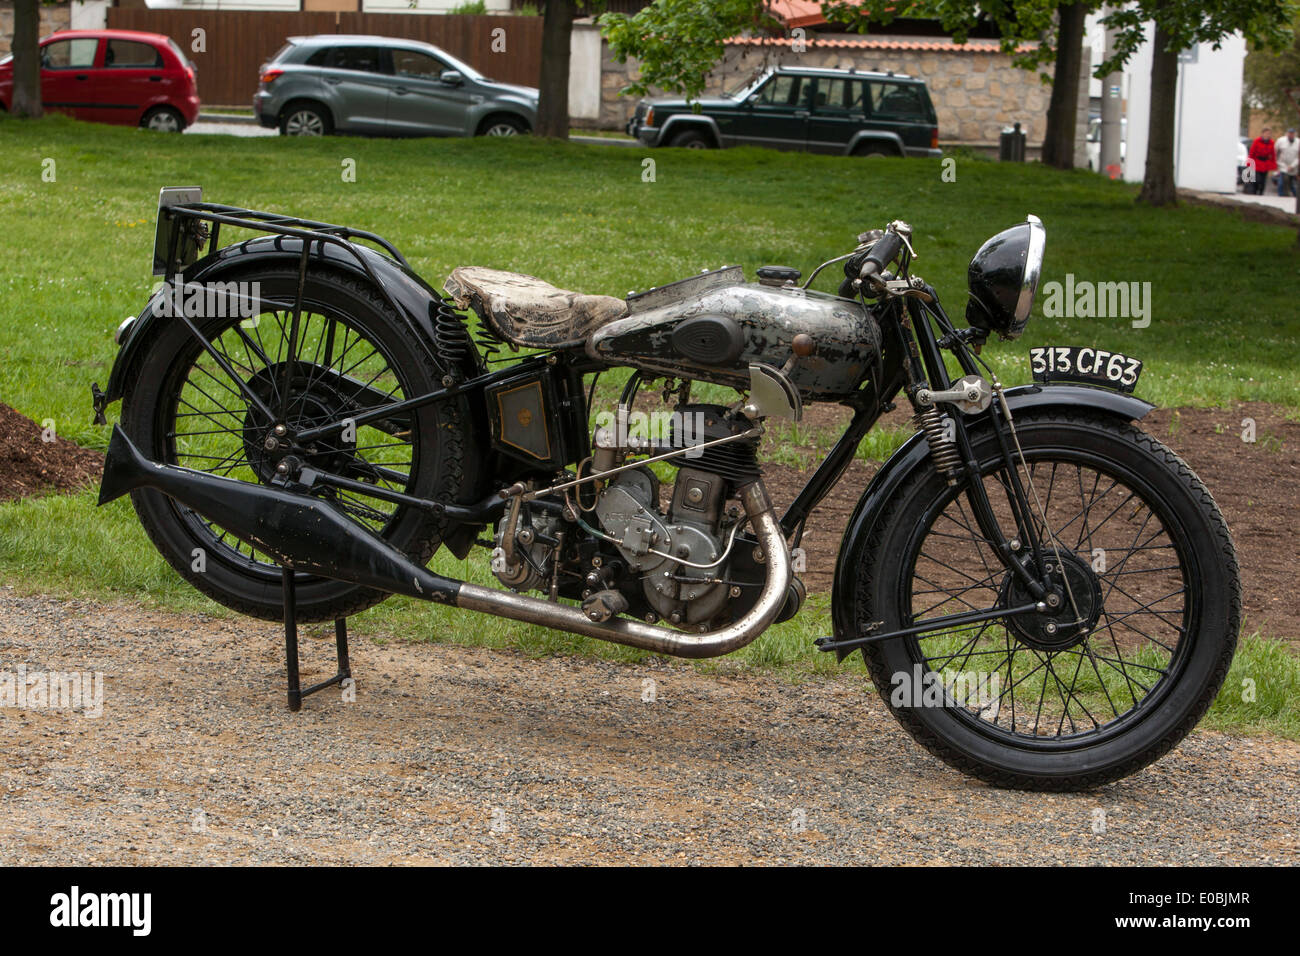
[{"x1": 1248, "y1": 128, "x2": 1277, "y2": 195}]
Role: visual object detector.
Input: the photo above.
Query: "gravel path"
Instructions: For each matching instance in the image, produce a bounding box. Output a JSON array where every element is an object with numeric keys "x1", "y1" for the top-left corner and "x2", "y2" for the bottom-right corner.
[{"x1": 0, "y1": 590, "x2": 1295, "y2": 865}]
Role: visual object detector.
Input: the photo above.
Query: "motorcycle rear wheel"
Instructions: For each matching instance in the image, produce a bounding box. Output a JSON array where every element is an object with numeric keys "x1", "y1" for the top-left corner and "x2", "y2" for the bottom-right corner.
[
  {"x1": 853, "y1": 410, "x2": 1240, "y2": 790},
  {"x1": 120, "y1": 266, "x2": 468, "y2": 622}
]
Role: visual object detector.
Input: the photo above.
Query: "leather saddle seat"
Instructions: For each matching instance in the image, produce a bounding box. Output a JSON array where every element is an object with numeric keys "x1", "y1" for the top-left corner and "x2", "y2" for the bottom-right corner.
[{"x1": 445, "y1": 266, "x2": 628, "y2": 350}]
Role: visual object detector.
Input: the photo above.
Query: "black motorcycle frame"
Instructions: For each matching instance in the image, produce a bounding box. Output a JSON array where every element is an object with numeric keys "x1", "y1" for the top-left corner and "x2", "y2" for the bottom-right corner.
[{"x1": 98, "y1": 201, "x2": 1145, "y2": 651}]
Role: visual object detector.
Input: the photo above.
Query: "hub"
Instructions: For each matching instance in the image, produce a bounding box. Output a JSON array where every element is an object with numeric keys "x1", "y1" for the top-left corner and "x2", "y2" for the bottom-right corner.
[
  {"x1": 241, "y1": 363, "x2": 356, "y2": 482},
  {"x1": 1002, "y1": 549, "x2": 1103, "y2": 651}
]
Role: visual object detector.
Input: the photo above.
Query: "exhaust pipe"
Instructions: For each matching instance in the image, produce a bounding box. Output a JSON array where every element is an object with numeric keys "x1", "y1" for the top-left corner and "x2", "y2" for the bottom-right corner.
[{"x1": 99, "y1": 426, "x2": 791, "y2": 659}]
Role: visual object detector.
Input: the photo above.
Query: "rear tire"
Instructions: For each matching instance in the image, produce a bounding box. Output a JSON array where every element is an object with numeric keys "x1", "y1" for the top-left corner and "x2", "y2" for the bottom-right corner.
[
  {"x1": 280, "y1": 102, "x2": 331, "y2": 136},
  {"x1": 852, "y1": 411, "x2": 1239, "y2": 790},
  {"x1": 121, "y1": 267, "x2": 469, "y2": 622},
  {"x1": 141, "y1": 106, "x2": 184, "y2": 133}
]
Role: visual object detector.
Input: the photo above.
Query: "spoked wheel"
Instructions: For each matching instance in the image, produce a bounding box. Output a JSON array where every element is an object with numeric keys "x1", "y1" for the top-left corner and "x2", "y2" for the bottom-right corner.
[
  {"x1": 854, "y1": 410, "x2": 1239, "y2": 790},
  {"x1": 121, "y1": 267, "x2": 468, "y2": 622}
]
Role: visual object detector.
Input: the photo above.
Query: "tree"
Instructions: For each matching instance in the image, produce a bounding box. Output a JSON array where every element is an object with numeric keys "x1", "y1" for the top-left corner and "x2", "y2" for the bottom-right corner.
[
  {"x1": 826, "y1": 1, "x2": 1101, "y2": 170},
  {"x1": 1243, "y1": 14, "x2": 1300, "y2": 123},
  {"x1": 533, "y1": 1, "x2": 609, "y2": 139},
  {"x1": 9, "y1": 0, "x2": 42, "y2": 119},
  {"x1": 601, "y1": 0, "x2": 778, "y2": 101},
  {"x1": 537, "y1": 0, "x2": 579, "y2": 138},
  {"x1": 1039, "y1": 3, "x2": 1089, "y2": 168},
  {"x1": 1098, "y1": 1, "x2": 1293, "y2": 206}
]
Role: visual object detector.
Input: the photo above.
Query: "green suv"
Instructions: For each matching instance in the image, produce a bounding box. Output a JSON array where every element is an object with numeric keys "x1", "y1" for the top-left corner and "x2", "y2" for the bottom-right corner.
[{"x1": 628, "y1": 66, "x2": 940, "y2": 157}]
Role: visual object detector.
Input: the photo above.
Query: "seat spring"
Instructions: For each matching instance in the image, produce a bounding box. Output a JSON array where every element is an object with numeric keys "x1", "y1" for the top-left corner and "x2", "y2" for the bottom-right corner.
[{"x1": 432, "y1": 300, "x2": 475, "y2": 377}]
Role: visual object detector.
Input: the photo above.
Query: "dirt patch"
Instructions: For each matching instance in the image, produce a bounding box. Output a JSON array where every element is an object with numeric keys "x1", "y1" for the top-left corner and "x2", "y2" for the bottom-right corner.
[
  {"x1": 763, "y1": 401, "x2": 1299, "y2": 640},
  {"x1": 0, "y1": 403, "x2": 103, "y2": 503}
]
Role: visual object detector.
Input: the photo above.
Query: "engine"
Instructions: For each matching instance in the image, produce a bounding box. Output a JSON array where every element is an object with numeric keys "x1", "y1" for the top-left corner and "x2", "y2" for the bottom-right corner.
[{"x1": 489, "y1": 401, "x2": 769, "y2": 631}]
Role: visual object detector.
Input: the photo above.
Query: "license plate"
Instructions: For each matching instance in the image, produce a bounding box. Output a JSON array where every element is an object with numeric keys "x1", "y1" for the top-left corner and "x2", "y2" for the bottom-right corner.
[
  {"x1": 151, "y1": 185, "x2": 203, "y2": 277},
  {"x1": 1029, "y1": 346, "x2": 1142, "y2": 392}
]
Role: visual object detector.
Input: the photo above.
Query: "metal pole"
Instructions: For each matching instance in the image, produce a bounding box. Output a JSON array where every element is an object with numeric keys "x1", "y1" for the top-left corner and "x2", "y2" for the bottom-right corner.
[{"x1": 1099, "y1": 7, "x2": 1124, "y2": 176}]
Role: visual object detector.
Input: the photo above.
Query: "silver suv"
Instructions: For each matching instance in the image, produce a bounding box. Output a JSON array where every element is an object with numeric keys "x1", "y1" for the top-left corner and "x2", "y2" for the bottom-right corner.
[{"x1": 254, "y1": 34, "x2": 538, "y2": 137}]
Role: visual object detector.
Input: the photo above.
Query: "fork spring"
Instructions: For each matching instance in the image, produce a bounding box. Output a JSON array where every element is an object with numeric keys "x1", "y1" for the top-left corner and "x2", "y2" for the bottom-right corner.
[{"x1": 913, "y1": 407, "x2": 962, "y2": 477}]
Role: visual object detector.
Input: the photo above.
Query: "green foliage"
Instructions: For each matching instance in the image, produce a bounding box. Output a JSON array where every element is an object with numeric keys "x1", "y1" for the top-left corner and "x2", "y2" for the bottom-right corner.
[
  {"x1": 1244, "y1": 13, "x2": 1300, "y2": 122},
  {"x1": 600, "y1": 0, "x2": 779, "y2": 100},
  {"x1": 1096, "y1": 0, "x2": 1297, "y2": 76},
  {"x1": 823, "y1": 0, "x2": 1080, "y2": 75},
  {"x1": 447, "y1": 0, "x2": 488, "y2": 13}
]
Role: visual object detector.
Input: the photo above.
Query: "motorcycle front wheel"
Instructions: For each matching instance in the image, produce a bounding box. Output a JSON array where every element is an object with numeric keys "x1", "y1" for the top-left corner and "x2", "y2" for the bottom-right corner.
[{"x1": 853, "y1": 409, "x2": 1240, "y2": 790}]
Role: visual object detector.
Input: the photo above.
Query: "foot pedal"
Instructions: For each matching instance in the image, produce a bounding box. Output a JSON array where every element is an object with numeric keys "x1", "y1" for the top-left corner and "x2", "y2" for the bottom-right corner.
[{"x1": 582, "y1": 589, "x2": 628, "y2": 623}]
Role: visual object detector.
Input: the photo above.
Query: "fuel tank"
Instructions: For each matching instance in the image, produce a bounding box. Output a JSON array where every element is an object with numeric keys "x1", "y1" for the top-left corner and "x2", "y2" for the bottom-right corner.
[{"x1": 586, "y1": 267, "x2": 881, "y2": 400}]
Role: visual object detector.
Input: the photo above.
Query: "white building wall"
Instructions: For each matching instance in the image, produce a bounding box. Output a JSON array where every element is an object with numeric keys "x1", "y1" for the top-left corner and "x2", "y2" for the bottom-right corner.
[
  {"x1": 1123, "y1": 25, "x2": 1245, "y2": 192},
  {"x1": 569, "y1": 22, "x2": 601, "y2": 121},
  {"x1": 72, "y1": 0, "x2": 110, "y2": 29}
]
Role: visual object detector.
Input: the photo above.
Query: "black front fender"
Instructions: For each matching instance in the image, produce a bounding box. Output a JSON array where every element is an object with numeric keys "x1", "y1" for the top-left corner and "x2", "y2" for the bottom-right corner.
[
  {"x1": 103, "y1": 235, "x2": 461, "y2": 407},
  {"x1": 828, "y1": 384, "x2": 1155, "y2": 652}
]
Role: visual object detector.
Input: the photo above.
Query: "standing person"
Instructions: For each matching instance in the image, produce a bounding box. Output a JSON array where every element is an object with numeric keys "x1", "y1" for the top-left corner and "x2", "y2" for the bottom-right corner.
[
  {"x1": 1248, "y1": 128, "x2": 1277, "y2": 195},
  {"x1": 1276, "y1": 128, "x2": 1299, "y2": 198}
]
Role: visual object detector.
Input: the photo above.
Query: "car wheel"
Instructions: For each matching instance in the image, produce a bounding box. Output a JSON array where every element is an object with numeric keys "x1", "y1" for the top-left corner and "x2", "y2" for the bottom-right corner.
[
  {"x1": 853, "y1": 144, "x2": 894, "y2": 158},
  {"x1": 281, "y1": 104, "x2": 331, "y2": 137},
  {"x1": 477, "y1": 116, "x2": 528, "y2": 137},
  {"x1": 670, "y1": 129, "x2": 713, "y2": 149},
  {"x1": 141, "y1": 107, "x2": 184, "y2": 133}
]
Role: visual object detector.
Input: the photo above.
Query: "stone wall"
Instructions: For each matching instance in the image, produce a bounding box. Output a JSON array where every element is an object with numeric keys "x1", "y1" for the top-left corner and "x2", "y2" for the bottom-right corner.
[
  {"x1": 592, "y1": 31, "x2": 1083, "y2": 150},
  {"x1": 0, "y1": 2, "x2": 71, "y2": 56}
]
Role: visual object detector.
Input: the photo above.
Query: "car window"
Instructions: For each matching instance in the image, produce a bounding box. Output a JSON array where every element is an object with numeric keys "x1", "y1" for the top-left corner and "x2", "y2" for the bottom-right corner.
[
  {"x1": 815, "y1": 78, "x2": 866, "y2": 113},
  {"x1": 392, "y1": 49, "x2": 446, "y2": 78},
  {"x1": 166, "y1": 38, "x2": 193, "y2": 71},
  {"x1": 754, "y1": 74, "x2": 802, "y2": 108},
  {"x1": 105, "y1": 39, "x2": 163, "y2": 69},
  {"x1": 306, "y1": 46, "x2": 386, "y2": 73},
  {"x1": 871, "y1": 82, "x2": 927, "y2": 118},
  {"x1": 41, "y1": 38, "x2": 99, "y2": 70},
  {"x1": 331, "y1": 46, "x2": 385, "y2": 74}
]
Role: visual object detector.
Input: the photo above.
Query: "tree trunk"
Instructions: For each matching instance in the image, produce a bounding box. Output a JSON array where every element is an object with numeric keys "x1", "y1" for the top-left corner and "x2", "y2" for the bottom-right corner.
[
  {"x1": 1138, "y1": 23, "x2": 1180, "y2": 206},
  {"x1": 1040, "y1": 2, "x2": 1086, "y2": 169},
  {"x1": 10, "y1": 0, "x2": 43, "y2": 119},
  {"x1": 536, "y1": 0, "x2": 576, "y2": 139}
]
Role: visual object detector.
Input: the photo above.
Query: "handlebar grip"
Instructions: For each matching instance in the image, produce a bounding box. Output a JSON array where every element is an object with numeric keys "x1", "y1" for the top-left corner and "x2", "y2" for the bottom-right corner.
[{"x1": 860, "y1": 230, "x2": 904, "y2": 279}]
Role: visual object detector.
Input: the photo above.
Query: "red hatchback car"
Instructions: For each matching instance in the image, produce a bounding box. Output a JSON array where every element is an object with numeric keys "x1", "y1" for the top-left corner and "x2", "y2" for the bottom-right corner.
[{"x1": 0, "y1": 29, "x2": 199, "y2": 131}]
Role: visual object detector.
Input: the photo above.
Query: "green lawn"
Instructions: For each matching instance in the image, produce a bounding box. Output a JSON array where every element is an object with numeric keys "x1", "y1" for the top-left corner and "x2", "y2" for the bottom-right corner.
[{"x1": 0, "y1": 115, "x2": 1296, "y2": 737}]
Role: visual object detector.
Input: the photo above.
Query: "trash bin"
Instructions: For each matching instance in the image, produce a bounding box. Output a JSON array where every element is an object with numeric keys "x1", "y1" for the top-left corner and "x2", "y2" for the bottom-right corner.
[{"x1": 1000, "y1": 122, "x2": 1026, "y2": 162}]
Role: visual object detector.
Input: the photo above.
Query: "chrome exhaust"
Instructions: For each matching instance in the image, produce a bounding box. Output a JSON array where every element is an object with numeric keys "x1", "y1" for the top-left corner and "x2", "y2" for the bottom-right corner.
[
  {"x1": 458, "y1": 482, "x2": 792, "y2": 658},
  {"x1": 99, "y1": 427, "x2": 792, "y2": 658}
]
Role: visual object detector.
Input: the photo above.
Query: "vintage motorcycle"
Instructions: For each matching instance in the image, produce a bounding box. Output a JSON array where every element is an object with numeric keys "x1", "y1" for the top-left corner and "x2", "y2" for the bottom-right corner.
[{"x1": 92, "y1": 187, "x2": 1240, "y2": 790}]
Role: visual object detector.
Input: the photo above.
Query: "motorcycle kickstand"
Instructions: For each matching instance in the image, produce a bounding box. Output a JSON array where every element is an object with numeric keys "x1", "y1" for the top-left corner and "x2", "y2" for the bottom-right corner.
[{"x1": 281, "y1": 565, "x2": 352, "y2": 712}]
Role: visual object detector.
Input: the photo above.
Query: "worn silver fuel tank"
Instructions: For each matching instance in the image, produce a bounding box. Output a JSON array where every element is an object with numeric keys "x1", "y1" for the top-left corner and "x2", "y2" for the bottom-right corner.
[{"x1": 587, "y1": 266, "x2": 881, "y2": 400}]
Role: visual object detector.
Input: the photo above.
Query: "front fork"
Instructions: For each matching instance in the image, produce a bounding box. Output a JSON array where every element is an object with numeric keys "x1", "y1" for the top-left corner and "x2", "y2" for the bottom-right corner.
[{"x1": 901, "y1": 297, "x2": 1049, "y2": 602}]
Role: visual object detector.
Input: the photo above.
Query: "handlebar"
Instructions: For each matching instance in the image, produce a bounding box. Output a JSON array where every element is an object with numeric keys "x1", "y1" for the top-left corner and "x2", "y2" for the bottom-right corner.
[{"x1": 858, "y1": 229, "x2": 904, "y2": 281}]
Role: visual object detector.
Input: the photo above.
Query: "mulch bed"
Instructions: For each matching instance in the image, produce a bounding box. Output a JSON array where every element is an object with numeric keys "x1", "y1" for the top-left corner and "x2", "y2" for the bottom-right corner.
[{"x1": 0, "y1": 403, "x2": 104, "y2": 503}]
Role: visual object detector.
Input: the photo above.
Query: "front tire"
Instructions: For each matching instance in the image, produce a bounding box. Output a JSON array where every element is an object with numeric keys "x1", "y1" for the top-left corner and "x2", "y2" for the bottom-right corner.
[{"x1": 852, "y1": 410, "x2": 1239, "y2": 790}]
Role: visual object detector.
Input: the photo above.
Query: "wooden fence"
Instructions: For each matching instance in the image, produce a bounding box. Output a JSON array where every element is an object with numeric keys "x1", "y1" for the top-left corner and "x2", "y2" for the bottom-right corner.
[{"x1": 105, "y1": 10, "x2": 543, "y2": 108}]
